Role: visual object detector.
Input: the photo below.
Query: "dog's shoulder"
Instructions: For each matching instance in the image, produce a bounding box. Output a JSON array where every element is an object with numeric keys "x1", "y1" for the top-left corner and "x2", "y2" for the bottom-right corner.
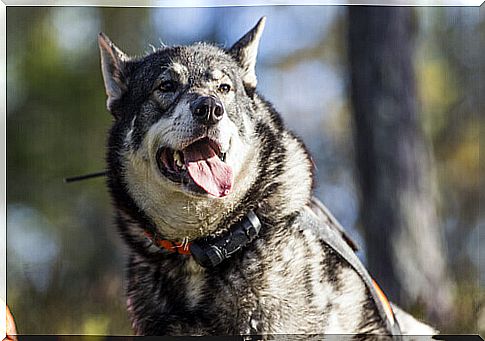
[
  {"x1": 247, "y1": 203, "x2": 389, "y2": 335},
  {"x1": 307, "y1": 196, "x2": 359, "y2": 251}
]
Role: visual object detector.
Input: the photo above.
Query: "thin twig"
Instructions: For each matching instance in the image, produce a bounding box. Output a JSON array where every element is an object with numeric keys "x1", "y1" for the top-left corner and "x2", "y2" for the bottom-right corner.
[{"x1": 64, "y1": 171, "x2": 108, "y2": 183}]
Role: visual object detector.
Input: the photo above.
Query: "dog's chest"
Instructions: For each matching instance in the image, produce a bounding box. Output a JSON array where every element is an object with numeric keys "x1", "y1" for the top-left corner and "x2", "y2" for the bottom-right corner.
[{"x1": 126, "y1": 226, "x2": 385, "y2": 336}]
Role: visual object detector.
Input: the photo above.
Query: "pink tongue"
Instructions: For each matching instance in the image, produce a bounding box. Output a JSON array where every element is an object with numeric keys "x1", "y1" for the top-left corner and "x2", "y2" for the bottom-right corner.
[{"x1": 183, "y1": 141, "x2": 233, "y2": 198}]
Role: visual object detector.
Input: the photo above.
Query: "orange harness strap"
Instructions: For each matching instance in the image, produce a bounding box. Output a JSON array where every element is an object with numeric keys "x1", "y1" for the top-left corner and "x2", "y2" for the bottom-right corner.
[{"x1": 371, "y1": 279, "x2": 395, "y2": 325}]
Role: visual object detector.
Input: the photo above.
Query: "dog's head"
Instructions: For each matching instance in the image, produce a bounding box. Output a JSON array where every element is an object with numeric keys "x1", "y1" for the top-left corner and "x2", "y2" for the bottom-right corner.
[{"x1": 100, "y1": 18, "x2": 312, "y2": 241}]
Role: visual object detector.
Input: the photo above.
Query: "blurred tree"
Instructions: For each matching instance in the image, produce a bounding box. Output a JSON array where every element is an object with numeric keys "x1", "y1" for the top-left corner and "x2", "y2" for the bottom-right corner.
[
  {"x1": 7, "y1": 6, "x2": 480, "y2": 334},
  {"x1": 347, "y1": 7, "x2": 453, "y2": 325}
]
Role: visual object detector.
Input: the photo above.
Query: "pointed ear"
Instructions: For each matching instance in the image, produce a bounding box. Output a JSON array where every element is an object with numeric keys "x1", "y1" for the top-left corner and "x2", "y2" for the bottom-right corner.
[
  {"x1": 98, "y1": 32, "x2": 129, "y2": 113},
  {"x1": 229, "y1": 17, "x2": 266, "y2": 89}
]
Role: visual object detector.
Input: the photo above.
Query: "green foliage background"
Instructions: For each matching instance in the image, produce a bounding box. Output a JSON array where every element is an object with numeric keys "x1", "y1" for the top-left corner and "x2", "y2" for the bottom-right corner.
[{"x1": 6, "y1": 6, "x2": 483, "y2": 335}]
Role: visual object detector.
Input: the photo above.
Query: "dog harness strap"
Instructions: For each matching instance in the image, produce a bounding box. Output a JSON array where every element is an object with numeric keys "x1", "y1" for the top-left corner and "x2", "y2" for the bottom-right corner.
[
  {"x1": 372, "y1": 279, "x2": 396, "y2": 327},
  {"x1": 300, "y1": 207, "x2": 403, "y2": 339}
]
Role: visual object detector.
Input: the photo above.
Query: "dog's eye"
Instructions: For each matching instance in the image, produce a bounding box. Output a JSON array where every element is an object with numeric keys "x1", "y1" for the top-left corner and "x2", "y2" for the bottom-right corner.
[
  {"x1": 218, "y1": 83, "x2": 231, "y2": 94},
  {"x1": 159, "y1": 80, "x2": 177, "y2": 93}
]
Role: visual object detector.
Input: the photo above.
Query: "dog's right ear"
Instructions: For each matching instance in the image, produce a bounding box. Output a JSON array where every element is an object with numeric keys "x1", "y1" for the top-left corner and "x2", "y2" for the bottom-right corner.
[
  {"x1": 229, "y1": 17, "x2": 266, "y2": 90},
  {"x1": 98, "y1": 33, "x2": 129, "y2": 114}
]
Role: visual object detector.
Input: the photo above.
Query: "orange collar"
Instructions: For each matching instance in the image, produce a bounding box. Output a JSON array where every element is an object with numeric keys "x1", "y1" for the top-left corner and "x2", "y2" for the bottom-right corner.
[
  {"x1": 144, "y1": 231, "x2": 192, "y2": 255},
  {"x1": 141, "y1": 210, "x2": 261, "y2": 268}
]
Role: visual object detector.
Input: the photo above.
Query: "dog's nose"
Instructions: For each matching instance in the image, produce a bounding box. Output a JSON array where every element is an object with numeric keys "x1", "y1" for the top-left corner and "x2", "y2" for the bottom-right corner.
[{"x1": 190, "y1": 96, "x2": 224, "y2": 125}]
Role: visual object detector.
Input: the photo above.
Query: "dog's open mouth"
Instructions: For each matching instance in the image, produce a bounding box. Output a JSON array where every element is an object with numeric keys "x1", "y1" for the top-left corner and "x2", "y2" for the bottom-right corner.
[{"x1": 156, "y1": 138, "x2": 233, "y2": 198}]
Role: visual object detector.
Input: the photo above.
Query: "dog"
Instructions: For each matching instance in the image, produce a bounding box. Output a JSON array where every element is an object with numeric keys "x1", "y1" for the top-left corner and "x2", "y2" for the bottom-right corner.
[{"x1": 98, "y1": 17, "x2": 436, "y2": 338}]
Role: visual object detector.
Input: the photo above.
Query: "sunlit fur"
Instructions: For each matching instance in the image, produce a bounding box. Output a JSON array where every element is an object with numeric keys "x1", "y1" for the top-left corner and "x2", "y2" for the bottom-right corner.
[
  {"x1": 99, "y1": 18, "x2": 435, "y2": 338},
  {"x1": 122, "y1": 95, "x2": 253, "y2": 240}
]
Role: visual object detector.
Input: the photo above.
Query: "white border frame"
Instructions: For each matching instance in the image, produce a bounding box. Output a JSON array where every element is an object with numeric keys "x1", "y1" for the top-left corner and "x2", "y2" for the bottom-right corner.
[
  {"x1": 1, "y1": 0, "x2": 484, "y2": 6},
  {"x1": 1, "y1": 1, "x2": 482, "y2": 339}
]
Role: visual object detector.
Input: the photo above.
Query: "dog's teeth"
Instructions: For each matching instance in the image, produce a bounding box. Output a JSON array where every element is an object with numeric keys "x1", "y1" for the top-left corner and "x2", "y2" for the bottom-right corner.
[{"x1": 174, "y1": 151, "x2": 183, "y2": 168}]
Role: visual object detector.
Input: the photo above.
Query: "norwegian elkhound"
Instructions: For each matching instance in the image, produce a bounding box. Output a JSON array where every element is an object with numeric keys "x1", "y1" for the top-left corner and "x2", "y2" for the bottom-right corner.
[{"x1": 98, "y1": 17, "x2": 436, "y2": 339}]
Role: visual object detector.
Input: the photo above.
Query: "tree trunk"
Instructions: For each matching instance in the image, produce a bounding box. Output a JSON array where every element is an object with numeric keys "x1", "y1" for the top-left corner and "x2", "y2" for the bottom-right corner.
[{"x1": 348, "y1": 7, "x2": 452, "y2": 325}]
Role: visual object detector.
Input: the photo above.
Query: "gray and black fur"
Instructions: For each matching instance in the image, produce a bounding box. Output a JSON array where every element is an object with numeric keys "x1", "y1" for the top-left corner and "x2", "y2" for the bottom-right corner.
[{"x1": 98, "y1": 17, "x2": 436, "y2": 338}]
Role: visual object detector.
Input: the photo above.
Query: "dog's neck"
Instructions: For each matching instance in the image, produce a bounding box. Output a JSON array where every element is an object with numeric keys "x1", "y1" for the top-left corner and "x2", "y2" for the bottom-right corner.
[
  {"x1": 120, "y1": 133, "x2": 260, "y2": 241},
  {"x1": 143, "y1": 210, "x2": 262, "y2": 268}
]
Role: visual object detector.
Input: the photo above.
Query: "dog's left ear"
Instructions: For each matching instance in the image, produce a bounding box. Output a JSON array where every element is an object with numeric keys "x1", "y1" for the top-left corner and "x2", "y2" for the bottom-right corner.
[
  {"x1": 98, "y1": 32, "x2": 129, "y2": 114},
  {"x1": 229, "y1": 17, "x2": 266, "y2": 90}
]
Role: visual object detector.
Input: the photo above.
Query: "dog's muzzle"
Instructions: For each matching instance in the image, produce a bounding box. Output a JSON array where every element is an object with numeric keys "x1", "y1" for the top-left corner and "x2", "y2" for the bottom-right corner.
[{"x1": 190, "y1": 96, "x2": 224, "y2": 126}]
